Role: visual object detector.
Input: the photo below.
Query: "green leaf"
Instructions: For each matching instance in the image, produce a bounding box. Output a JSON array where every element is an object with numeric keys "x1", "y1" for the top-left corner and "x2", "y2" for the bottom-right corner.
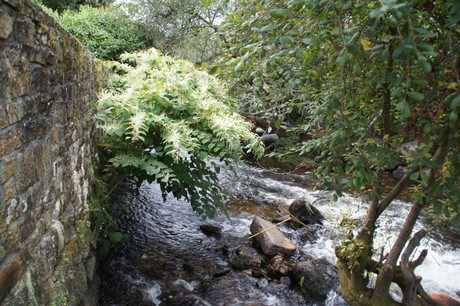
[
  {"x1": 449, "y1": 94, "x2": 460, "y2": 111},
  {"x1": 279, "y1": 36, "x2": 296, "y2": 44},
  {"x1": 208, "y1": 66, "x2": 221, "y2": 75},
  {"x1": 240, "y1": 42, "x2": 260, "y2": 52},
  {"x1": 412, "y1": 78, "x2": 429, "y2": 88},
  {"x1": 198, "y1": 151, "x2": 208, "y2": 159},
  {"x1": 346, "y1": 44, "x2": 364, "y2": 59},
  {"x1": 260, "y1": 24, "x2": 280, "y2": 32},
  {"x1": 336, "y1": 50, "x2": 349, "y2": 68},
  {"x1": 414, "y1": 27, "x2": 437, "y2": 38},
  {"x1": 396, "y1": 100, "x2": 410, "y2": 118},
  {"x1": 270, "y1": 9, "x2": 290, "y2": 18},
  {"x1": 110, "y1": 232, "x2": 124, "y2": 243},
  {"x1": 407, "y1": 92, "x2": 425, "y2": 102},
  {"x1": 447, "y1": 3, "x2": 460, "y2": 26},
  {"x1": 419, "y1": 59, "x2": 432, "y2": 72},
  {"x1": 370, "y1": 8, "x2": 384, "y2": 19},
  {"x1": 301, "y1": 38, "x2": 313, "y2": 45},
  {"x1": 449, "y1": 111, "x2": 458, "y2": 128}
]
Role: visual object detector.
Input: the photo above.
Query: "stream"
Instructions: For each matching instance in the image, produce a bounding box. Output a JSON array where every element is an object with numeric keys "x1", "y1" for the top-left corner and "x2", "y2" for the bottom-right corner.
[{"x1": 99, "y1": 160, "x2": 460, "y2": 305}]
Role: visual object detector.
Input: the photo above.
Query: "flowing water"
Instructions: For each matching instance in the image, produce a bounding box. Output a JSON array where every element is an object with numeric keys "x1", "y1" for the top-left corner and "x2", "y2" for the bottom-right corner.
[{"x1": 99, "y1": 160, "x2": 460, "y2": 305}]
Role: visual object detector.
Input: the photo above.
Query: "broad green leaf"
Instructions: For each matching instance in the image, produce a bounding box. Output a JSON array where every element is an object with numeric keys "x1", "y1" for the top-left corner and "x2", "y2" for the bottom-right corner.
[
  {"x1": 240, "y1": 42, "x2": 260, "y2": 52},
  {"x1": 260, "y1": 24, "x2": 280, "y2": 32},
  {"x1": 346, "y1": 44, "x2": 364, "y2": 59},
  {"x1": 449, "y1": 111, "x2": 458, "y2": 128},
  {"x1": 412, "y1": 78, "x2": 429, "y2": 88},
  {"x1": 449, "y1": 94, "x2": 460, "y2": 111},
  {"x1": 370, "y1": 8, "x2": 383, "y2": 19},
  {"x1": 396, "y1": 100, "x2": 410, "y2": 118},
  {"x1": 336, "y1": 50, "x2": 349, "y2": 68},
  {"x1": 270, "y1": 9, "x2": 290, "y2": 18},
  {"x1": 407, "y1": 92, "x2": 425, "y2": 102},
  {"x1": 302, "y1": 38, "x2": 313, "y2": 45},
  {"x1": 419, "y1": 59, "x2": 432, "y2": 72},
  {"x1": 414, "y1": 27, "x2": 437, "y2": 38},
  {"x1": 447, "y1": 3, "x2": 460, "y2": 26},
  {"x1": 279, "y1": 36, "x2": 296, "y2": 44}
]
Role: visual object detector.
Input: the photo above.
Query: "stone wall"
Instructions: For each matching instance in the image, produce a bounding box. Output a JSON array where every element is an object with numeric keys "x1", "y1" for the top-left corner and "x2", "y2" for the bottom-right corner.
[{"x1": 0, "y1": 0, "x2": 104, "y2": 304}]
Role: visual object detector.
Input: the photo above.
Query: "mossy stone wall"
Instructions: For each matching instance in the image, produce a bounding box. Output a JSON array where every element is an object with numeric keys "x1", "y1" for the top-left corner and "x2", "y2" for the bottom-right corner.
[{"x1": 0, "y1": 0, "x2": 103, "y2": 304}]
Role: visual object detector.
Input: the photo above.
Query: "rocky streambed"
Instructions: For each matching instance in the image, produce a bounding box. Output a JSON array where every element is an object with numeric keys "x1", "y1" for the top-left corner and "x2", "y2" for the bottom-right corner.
[{"x1": 98, "y1": 160, "x2": 460, "y2": 305}]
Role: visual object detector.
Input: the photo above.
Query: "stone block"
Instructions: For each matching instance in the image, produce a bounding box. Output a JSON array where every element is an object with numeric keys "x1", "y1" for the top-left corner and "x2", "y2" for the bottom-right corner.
[
  {"x1": 2, "y1": 180, "x2": 17, "y2": 202},
  {"x1": 6, "y1": 53, "x2": 30, "y2": 97},
  {"x1": 0, "y1": 12, "x2": 13, "y2": 40},
  {"x1": 0, "y1": 109, "x2": 7, "y2": 129},
  {"x1": 0, "y1": 130, "x2": 22, "y2": 157},
  {"x1": 24, "y1": 116, "x2": 51, "y2": 143},
  {"x1": 30, "y1": 47, "x2": 48, "y2": 65},
  {"x1": 30, "y1": 64, "x2": 50, "y2": 94},
  {"x1": 34, "y1": 229, "x2": 60, "y2": 277},
  {"x1": 14, "y1": 18, "x2": 35, "y2": 47},
  {"x1": 33, "y1": 140, "x2": 52, "y2": 178},
  {"x1": 6, "y1": 99, "x2": 25, "y2": 124},
  {"x1": 250, "y1": 216, "x2": 297, "y2": 257},
  {"x1": 0, "y1": 157, "x2": 17, "y2": 184},
  {"x1": 20, "y1": 212, "x2": 35, "y2": 242},
  {"x1": 16, "y1": 148, "x2": 36, "y2": 192}
]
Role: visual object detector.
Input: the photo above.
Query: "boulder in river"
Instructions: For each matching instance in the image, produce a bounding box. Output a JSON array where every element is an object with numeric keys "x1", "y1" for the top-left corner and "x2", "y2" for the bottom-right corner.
[
  {"x1": 199, "y1": 224, "x2": 222, "y2": 239},
  {"x1": 250, "y1": 216, "x2": 297, "y2": 257},
  {"x1": 289, "y1": 198, "x2": 324, "y2": 227},
  {"x1": 290, "y1": 257, "x2": 339, "y2": 302},
  {"x1": 260, "y1": 134, "x2": 279, "y2": 146},
  {"x1": 224, "y1": 241, "x2": 264, "y2": 272}
]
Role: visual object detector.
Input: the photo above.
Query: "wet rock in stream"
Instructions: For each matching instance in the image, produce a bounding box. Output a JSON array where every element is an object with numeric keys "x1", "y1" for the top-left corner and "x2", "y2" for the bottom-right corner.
[
  {"x1": 288, "y1": 198, "x2": 324, "y2": 226},
  {"x1": 199, "y1": 224, "x2": 223, "y2": 239},
  {"x1": 291, "y1": 257, "x2": 339, "y2": 302},
  {"x1": 250, "y1": 216, "x2": 297, "y2": 257}
]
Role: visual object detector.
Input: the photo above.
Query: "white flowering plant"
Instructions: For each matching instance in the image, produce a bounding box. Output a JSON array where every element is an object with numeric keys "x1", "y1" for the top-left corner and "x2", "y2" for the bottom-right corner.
[{"x1": 97, "y1": 48, "x2": 264, "y2": 218}]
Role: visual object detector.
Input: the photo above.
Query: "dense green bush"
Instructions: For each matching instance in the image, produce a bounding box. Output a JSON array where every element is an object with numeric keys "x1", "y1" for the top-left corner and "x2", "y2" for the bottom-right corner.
[
  {"x1": 58, "y1": 5, "x2": 148, "y2": 60},
  {"x1": 98, "y1": 48, "x2": 263, "y2": 218}
]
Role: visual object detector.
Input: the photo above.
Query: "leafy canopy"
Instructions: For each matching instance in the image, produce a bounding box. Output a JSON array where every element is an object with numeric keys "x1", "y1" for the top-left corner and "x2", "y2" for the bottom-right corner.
[
  {"x1": 220, "y1": 0, "x2": 460, "y2": 215},
  {"x1": 57, "y1": 5, "x2": 148, "y2": 60},
  {"x1": 117, "y1": 0, "x2": 235, "y2": 63},
  {"x1": 98, "y1": 48, "x2": 263, "y2": 218},
  {"x1": 219, "y1": 0, "x2": 459, "y2": 303}
]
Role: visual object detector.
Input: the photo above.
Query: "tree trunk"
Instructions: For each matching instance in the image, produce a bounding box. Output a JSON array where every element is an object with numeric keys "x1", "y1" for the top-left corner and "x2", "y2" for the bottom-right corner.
[
  {"x1": 400, "y1": 229, "x2": 427, "y2": 306},
  {"x1": 371, "y1": 202, "x2": 424, "y2": 303}
]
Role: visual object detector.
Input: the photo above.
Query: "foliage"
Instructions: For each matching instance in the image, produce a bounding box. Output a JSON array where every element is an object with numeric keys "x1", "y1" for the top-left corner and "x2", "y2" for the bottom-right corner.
[
  {"x1": 37, "y1": 0, "x2": 112, "y2": 13},
  {"x1": 97, "y1": 48, "x2": 263, "y2": 218},
  {"x1": 219, "y1": 0, "x2": 459, "y2": 304},
  {"x1": 57, "y1": 5, "x2": 148, "y2": 60},
  {"x1": 90, "y1": 176, "x2": 127, "y2": 257},
  {"x1": 117, "y1": 0, "x2": 236, "y2": 63}
]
